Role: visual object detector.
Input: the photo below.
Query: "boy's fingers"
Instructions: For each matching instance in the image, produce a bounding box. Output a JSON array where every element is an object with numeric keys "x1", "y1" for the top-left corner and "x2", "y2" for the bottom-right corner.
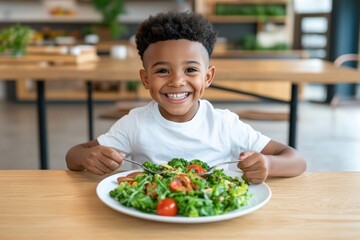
[
  {"x1": 239, "y1": 151, "x2": 255, "y2": 160},
  {"x1": 97, "y1": 153, "x2": 121, "y2": 171},
  {"x1": 101, "y1": 147, "x2": 124, "y2": 164},
  {"x1": 242, "y1": 169, "x2": 266, "y2": 184},
  {"x1": 87, "y1": 164, "x2": 108, "y2": 175},
  {"x1": 238, "y1": 153, "x2": 258, "y2": 169},
  {"x1": 103, "y1": 159, "x2": 120, "y2": 171}
]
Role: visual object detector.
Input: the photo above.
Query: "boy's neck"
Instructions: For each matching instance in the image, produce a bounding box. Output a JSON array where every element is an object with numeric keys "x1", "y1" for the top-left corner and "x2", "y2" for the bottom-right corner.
[{"x1": 158, "y1": 100, "x2": 200, "y2": 123}]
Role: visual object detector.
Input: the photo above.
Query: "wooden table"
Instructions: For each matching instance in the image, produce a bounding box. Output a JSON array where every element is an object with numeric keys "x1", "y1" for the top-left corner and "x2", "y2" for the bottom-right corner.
[
  {"x1": 0, "y1": 170, "x2": 358, "y2": 240},
  {"x1": 1, "y1": 58, "x2": 360, "y2": 169}
]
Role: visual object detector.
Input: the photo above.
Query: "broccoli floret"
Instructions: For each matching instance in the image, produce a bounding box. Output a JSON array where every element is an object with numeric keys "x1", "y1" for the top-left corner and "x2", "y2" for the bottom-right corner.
[
  {"x1": 167, "y1": 158, "x2": 210, "y2": 171},
  {"x1": 167, "y1": 158, "x2": 188, "y2": 171},
  {"x1": 143, "y1": 161, "x2": 165, "y2": 172}
]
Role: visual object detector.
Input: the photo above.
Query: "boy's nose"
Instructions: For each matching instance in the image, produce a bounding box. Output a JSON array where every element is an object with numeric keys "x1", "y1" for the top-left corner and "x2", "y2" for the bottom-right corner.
[{"x1": 168, "y1": 73, "x2": 185, "y2": 87}]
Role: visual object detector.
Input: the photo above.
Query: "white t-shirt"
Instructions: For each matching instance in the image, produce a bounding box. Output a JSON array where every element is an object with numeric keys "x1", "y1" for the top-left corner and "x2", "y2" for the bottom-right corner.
[{"x1": 97, "y1": 100, "x2": 270, "y2": 167}]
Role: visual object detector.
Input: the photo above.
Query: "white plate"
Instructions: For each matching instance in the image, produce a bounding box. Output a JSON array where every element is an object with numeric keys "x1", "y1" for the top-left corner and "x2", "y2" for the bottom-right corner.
[{"x1": 96, "y1": 170, "x2": 271, "y2": 223}]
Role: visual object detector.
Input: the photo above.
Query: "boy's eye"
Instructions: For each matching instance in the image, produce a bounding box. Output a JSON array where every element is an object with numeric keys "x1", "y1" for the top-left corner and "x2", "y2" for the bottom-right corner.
[
  {"x1": 185, "y1": 67, "x2": 197, "y2": 73},
  {"x1": 155, "y1": 68, "x2": 169, "y2": 74}
]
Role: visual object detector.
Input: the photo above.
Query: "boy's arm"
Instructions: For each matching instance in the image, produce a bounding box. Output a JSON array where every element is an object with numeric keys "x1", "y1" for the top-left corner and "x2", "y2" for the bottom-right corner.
[
  {"x1": 65, "y1": 139, "x2": 124, "y2": 175},
  {"x1": 238, "y1": 140, "x2": 306, "y2": 183},
  {"x1": 260, "y1": 140, "x2": 306, "y2": 177}
]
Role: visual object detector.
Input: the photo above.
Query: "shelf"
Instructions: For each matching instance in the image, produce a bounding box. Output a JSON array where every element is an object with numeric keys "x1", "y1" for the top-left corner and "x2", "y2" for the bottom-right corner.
[
  {"x1": 208, "y1": 15, "x2": 287, "y2": 23},
  {"x1": 196, "y1": 0, "x2": 293, "y2": 47},
  {"x1": 0, "y1": 1, "x2": 193, "y2": 24},
  {"x1": 206, "y1": 0, "x2": 288, "y2": 4}
]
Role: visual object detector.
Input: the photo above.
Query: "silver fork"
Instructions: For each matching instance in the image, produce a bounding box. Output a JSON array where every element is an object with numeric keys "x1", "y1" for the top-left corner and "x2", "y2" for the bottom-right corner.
[
  {"x1": 199, "y1": 160, "x2": 241, "y2": 176},
  {"x1": 122, "y1": 157, "x2": 163, "y2": 175}
]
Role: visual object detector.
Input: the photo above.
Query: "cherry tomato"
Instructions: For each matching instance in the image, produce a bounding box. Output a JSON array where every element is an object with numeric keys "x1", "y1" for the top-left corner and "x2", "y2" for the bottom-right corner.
[
  {"x1": 170, "y1": 174, "x2": 193, "y2": 192},
  {"x1": 186, "y1": 164, "x2": 206, "y2": 174},
  {"x1": 156, "y1": 198, "x2": 178, "y2": 216}
]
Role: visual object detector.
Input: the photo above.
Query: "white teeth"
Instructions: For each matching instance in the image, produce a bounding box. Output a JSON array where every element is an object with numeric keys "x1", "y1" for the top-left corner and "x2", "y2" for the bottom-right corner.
[{"x1": 166, "y1": 93, "x2": 188, "y2": 100}]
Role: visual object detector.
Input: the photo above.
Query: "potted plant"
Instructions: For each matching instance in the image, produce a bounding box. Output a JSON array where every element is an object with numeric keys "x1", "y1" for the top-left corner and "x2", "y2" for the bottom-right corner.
[
  {"x1": 90, "y1": 0, "x2": 126, "y2": 40},
  {"x1": 0, "y1": 24, "x2": 33, "y2": 57}
]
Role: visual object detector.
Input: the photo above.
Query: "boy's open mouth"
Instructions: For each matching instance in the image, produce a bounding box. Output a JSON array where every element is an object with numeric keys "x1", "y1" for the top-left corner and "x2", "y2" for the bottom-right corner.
[{"x1": 165, "y1": 92, "x2": 190, "y2": 100}]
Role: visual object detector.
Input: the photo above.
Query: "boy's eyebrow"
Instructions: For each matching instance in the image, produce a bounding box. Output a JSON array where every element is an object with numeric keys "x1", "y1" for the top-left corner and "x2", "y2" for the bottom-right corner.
[
  {"x1": 185, "y1": 61, "x2": 202, "y2": 66},
  {"x1": 151, "y1": 61, "x2": 168, "y2": 68},
  {"x1": 151, "y1": 61, "x2": 202, "y2": 68}
]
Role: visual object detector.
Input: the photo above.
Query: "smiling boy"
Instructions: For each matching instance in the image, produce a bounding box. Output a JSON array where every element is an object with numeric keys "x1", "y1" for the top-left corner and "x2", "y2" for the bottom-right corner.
[
  {"x1": 139, "y1": 39, "x2": 213, "y2": 122},
  {"x1": 66, "y1": 11, "x2": 306, "y2": 183}
]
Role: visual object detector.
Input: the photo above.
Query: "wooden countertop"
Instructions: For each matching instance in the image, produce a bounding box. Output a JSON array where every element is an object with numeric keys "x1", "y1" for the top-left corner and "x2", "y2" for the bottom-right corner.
[
  {"x1": 0, "y1": 57, "x2": 360, "y2": 84},
  {"x1": 0, "y1": 170, "x2": 359, "y2": 240}
]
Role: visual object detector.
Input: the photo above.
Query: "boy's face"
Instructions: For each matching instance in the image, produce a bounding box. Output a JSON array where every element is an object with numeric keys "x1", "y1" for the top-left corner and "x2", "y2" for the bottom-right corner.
[{"x1": 140, "y1": 39, "x2": 215, "y2": 122}]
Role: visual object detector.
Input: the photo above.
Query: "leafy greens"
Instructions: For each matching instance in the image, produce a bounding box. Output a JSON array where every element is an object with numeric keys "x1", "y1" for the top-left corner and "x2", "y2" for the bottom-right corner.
[{"x1": 109, "y1": 158, "x2": 252, "y2": 217}]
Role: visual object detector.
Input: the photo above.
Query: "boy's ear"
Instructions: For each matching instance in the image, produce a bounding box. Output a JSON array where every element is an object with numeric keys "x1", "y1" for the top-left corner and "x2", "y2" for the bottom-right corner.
[
  {"x1": 139, "y1": 69, "x2": 150, "y2": 89},
  {"x1": 205, "y1": 65, "x2": 215, "y2": 88}
]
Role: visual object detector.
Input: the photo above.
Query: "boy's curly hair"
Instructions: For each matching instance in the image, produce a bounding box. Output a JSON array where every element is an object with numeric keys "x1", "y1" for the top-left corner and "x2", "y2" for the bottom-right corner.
[{"x1": 135, "y1": 11, "x2": 217, "y2": 60}]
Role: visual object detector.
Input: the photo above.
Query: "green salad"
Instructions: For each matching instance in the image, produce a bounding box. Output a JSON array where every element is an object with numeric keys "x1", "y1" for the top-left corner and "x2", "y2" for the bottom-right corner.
[{"x1": 109, "y1": 158, "x2": 252, "y2": 217}]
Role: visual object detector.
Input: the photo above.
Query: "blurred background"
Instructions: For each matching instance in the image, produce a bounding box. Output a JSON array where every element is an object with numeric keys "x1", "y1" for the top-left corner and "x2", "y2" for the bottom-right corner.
[{"x1": 0, "y1": 0, "x2": 359, "y2": 171}]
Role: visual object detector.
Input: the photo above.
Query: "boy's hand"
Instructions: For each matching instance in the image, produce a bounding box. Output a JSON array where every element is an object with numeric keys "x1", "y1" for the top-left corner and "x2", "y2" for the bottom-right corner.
[
  {"x1": 237, "y1": 151, "x2": 269, "y2": 184},
  {"x1": 81, "y1": 146, "x2": 125, "y2": 175}
]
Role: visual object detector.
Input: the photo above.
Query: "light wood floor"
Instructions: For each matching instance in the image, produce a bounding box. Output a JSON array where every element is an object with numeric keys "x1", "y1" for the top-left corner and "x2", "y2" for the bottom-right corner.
[{"x1": 1, "y1": 98, "x2": 360, "y2": 172}]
